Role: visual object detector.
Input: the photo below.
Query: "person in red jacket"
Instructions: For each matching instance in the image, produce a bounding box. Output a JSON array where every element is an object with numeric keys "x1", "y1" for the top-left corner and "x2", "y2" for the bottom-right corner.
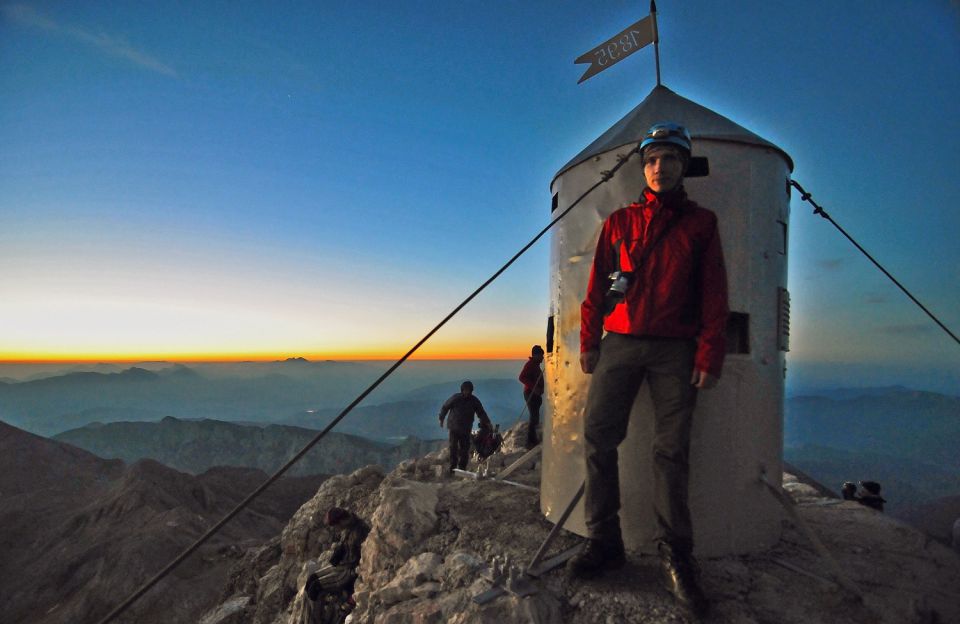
[
  {"x1": 567, "y1": 122, "x2": 728, "y2": 619},
  {"x1": 518, "y1": 345, "x2": 545, "y2": 449}
]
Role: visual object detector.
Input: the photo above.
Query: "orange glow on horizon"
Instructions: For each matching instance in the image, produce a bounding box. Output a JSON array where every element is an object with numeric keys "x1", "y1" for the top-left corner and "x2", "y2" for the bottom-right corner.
[
  {"x1": 0, "y1": 347, "x2": 530, "y2": 364},
  {"x1": 0, "y1": 326, "x2": 544, "y2": 363}
]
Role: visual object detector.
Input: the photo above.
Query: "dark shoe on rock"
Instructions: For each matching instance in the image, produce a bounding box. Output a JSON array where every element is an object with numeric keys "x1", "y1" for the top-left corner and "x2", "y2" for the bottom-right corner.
[
  {"x1": 659, "y1": 544, "x2": 708, "y2": 619},
  {"x1": 567, "y1": 537, "x2": 626, "y2": 579}
]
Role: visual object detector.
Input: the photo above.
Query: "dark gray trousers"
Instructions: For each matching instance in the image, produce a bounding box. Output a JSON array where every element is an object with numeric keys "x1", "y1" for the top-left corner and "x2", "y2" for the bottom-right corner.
[
  {"x1": 449, "y1": 430, "x2": 471, "y2": 470},
  {"x1": 523, "y1": 390, "x2": 542, "y2": 447},
  {"x1": 583, "y1": 332, "x2": 698, "y2": 552}
]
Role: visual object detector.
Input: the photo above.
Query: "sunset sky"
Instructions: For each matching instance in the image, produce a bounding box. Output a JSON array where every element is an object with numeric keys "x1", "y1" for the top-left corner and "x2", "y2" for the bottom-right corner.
[{"x1": 2, "y1": 2, "x2": 958, "y2": 391}]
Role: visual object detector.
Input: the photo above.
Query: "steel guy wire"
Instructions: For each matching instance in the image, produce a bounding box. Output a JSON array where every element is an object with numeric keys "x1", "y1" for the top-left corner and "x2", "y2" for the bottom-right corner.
[
  {"x1": 791, "y1": 180, "x2": 958, "y2": 346},
  {"x1": 94, "y1": 144, "x2": 643, "y2": 624}
]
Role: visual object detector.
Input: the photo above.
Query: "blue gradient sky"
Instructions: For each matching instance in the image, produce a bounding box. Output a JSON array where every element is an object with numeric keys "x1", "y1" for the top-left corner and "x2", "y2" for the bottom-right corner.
[{"x1": 1, "y1": 2, "x2": 958, "y2": 390}]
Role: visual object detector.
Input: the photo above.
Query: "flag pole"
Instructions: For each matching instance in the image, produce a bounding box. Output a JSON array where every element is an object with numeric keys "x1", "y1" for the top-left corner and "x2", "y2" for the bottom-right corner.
[{"x1": 651, "y1": 0, "x2": 661, "y2": 85}]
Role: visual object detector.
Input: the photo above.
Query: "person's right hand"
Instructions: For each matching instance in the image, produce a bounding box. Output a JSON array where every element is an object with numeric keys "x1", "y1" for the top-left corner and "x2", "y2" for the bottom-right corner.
[{"x1": 580, "y1": 350, "x2": 599, "y2": 374}]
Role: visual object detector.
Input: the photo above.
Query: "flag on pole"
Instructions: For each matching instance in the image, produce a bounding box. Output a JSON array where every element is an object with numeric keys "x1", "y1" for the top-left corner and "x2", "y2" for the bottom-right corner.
[{"x1": 575, "y1": 12, "x2": 658, "y2": 84}]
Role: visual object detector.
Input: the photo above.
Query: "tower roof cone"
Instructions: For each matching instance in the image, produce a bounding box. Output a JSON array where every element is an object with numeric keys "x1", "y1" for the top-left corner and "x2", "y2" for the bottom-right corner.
[{"x1": 554, "y1": 84, "x2": 793, "y2": 181}]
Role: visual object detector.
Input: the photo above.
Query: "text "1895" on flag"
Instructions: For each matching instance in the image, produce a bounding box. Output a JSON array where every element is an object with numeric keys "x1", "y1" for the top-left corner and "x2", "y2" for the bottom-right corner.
[{"x1": 575, "y1": 15, "x2": 657, "y2": 84}]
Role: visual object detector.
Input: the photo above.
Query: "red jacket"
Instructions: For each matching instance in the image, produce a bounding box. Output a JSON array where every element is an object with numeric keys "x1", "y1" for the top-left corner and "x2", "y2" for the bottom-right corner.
[
  {"x1": 519, "y1": 358, "x2": 544, "y2": 395},
  {"x1": 580, "y1": 187, "x2": 729, "y2": 377}
]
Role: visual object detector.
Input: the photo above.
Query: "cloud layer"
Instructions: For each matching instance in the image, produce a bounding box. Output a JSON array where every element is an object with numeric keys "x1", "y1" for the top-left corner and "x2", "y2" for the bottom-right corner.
[{"x1": 3, "y1": 4, "x2": 177, "y2": 77}]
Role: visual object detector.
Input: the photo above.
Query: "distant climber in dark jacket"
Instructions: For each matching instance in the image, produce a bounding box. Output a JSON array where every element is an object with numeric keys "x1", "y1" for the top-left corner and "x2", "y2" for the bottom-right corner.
[
  {"x1": 518, "y1": 345, "x2": 545, "y2": 450},
  {"x1": 439, "y1": 380, "x2": 492, "y2": 472},
  {"x1": 841, "y1": 482, "x2": 859, "y2": 501},
  {"x1": 857, "y1": 481, "x2": 886, "y2": 512}
]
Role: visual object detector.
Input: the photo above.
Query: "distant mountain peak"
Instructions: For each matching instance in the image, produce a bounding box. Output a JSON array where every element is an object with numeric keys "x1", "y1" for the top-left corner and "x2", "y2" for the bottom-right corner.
[
  {"x1": 1, "y1": 419, "x2": 326, "y2": 624},
  {"x1": 119, "y1": 367, "x2": 159, "y2": 380},
  {"x1": 53, "y1": 416, "x2": 445, "y2": 478},
  {"x1": 160, "y1": 364, "x2": 201, "y2": 378},
  {"x1": 790, "y1": 385, "x2": 919, "y2": 401}
]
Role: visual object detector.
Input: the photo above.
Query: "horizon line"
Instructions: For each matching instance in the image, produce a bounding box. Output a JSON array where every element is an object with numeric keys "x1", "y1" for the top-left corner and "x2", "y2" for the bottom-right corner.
[{"x1": 0, "y1": 354, "x2": 529, "y2": 364}]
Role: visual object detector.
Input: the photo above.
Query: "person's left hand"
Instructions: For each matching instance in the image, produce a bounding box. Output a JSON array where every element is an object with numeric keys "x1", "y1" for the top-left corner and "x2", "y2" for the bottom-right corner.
[{"x1": 690, "y1": 369, "x2": 718, "y2": 389}]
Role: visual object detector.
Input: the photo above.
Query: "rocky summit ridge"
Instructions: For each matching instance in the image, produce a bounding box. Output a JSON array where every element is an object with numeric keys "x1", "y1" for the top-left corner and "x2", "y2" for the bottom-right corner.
[
  {"x1": 0, "y1": 421, "x2": 327, "y2": 624},
  {"x1": 202, "y1": 425, "x2": 960, "y2": 624},
  {"x1": 53, "y1": 416, "x2": 446, "y2": 477}
]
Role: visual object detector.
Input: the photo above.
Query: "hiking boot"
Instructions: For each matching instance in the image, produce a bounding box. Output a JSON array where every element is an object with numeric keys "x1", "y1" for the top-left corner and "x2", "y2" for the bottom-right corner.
[
  {"x1": 658, "y1": 543, "x2": 708, "y2": 619},
  {"x1": 567, "y1": 537, "x2": 626, "y2": 579}
]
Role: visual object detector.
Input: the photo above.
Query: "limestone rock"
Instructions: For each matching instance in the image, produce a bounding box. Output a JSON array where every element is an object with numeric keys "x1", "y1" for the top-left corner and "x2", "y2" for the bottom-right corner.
[
  {"x1": 252, "y1": 564, "x2": 288, "y2": 624},
  {"x1": 358, "y1": 478, "x2": 440, "y2": 590},
  {"x1": 199, "y1": 595, "x2": 251, "y2": 624},
  {"x1": 368, "y1": 550, "x2": 446, "y2": 608},
  {"x1": 203, "y1": 464, "x2": 384, "y2": 624},
  {"x1": 204, "y1": 425, "x2": 960, "y2": 624},
  {"x1": 783, "y1": 472, "x2": 828, "y2": 504},
  {"x1": 439, "y1": 552, "x2": 485, "y2": 589},
  {"x1": 410, "y1": 581, "x2": 442, "y2": 599}
]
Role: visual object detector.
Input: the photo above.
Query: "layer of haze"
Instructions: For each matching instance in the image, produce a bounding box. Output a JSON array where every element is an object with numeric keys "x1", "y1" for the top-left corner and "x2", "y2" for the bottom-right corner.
[{"x1": 1, "y1": 2, "x2": 958, "y2": 391}]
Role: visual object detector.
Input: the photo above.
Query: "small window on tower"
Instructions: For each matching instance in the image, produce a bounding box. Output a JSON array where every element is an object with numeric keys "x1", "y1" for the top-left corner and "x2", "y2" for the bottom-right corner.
[
  {"x1": 777, "y1": 220, "x2": 788, "y2": 255},
  {"x1": 551, "y1": 193, "x2": 559, "y2": 213},
  {"x1": 725, "y1": 312, "x2": 750, "y2": 354},
  {"x1": 546, "y1": 315, "x2": 555, "y2": 353}
]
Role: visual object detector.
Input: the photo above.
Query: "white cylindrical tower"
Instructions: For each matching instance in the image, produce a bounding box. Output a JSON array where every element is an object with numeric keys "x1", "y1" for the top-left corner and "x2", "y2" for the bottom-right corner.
[{"x1": 542, "y1": 86, "x2": 793, "y2": 557}]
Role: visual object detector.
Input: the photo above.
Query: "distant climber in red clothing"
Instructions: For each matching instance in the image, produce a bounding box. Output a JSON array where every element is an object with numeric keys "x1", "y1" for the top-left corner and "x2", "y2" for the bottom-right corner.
[{"x1": 518, "y1": 345, "x2": 545, "y2": 450}]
